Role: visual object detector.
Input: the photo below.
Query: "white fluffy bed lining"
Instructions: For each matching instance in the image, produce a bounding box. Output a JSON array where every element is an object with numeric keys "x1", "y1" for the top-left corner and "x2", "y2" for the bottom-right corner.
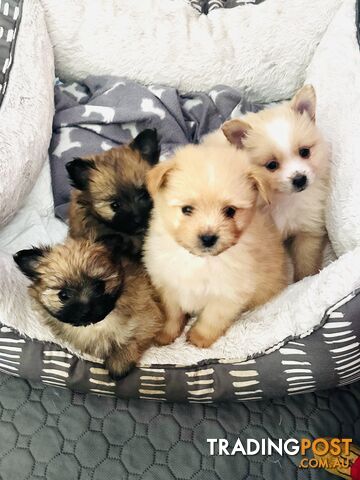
[{"x1": 1, "y1": 0, "x2": 360, "y2": 367}]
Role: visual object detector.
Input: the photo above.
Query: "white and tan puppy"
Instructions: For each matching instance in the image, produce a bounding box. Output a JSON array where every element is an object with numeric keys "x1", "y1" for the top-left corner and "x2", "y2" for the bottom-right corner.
[
  {"x1": 218, "y1": 85, "x2": 329, "y2": 281},
  {"x1": 144, "y1": 144, "x2": 289, "y2": 348}
]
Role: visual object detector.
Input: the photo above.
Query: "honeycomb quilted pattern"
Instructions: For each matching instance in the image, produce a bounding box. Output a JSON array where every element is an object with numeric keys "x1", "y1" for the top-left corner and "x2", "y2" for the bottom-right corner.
[{"x1": 0, "y1": 373, "x2": 359, "y2": 479}]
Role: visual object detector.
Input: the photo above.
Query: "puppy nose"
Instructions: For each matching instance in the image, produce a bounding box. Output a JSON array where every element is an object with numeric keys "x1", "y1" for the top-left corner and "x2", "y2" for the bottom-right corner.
[
  {"x1": 199, "y1": 234, "x2": 218, "y2": 248},
  {"x1": 292, "y1": 174, "x2": 308, "y2": 191}
]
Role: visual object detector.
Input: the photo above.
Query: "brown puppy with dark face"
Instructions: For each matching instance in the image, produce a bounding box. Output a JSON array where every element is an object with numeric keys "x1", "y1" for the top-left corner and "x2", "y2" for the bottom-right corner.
[
  {"x1": 13, "y1": 237, "x2": 165, "y2": 378},
  {"x1": 66, "y1": 129, "x2": 160, "y2": 260}
]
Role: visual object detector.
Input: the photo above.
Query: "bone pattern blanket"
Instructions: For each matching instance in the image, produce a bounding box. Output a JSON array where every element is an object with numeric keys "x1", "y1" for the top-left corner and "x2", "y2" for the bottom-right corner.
[
  {"x1": 189, "y1": 0, "x2": 266, "y2": 14},
  {"x1": 49, "y1": 75, "x2": 263, "y2": 220}
]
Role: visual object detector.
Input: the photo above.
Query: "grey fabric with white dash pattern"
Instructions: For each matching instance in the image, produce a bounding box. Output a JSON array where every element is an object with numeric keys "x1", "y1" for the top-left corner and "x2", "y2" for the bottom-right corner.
[
  {"x1": 0, "y1": 290, "x2": 359, "y2": 402},
  {"x1": 0, "y1": 0, "x2": 22, "y2": 106}
]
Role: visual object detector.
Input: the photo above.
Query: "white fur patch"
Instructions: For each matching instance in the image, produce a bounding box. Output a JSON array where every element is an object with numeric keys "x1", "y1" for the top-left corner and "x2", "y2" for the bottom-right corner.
[
  {"x1": 168, "y1": 198, "x2": 183, "y2": 207},
  {"x1": 281, "y1": 159, "x2": 312, "y2": 182},
  {"x1": 266, "y1": 118, "x2": 292, "y2": 154},
  {"x1": 207, "y1": 163, "x2": 216, "y2": 186},
  {"x1": 269, "y1": 181, "x2": 324, "y2": 236}
]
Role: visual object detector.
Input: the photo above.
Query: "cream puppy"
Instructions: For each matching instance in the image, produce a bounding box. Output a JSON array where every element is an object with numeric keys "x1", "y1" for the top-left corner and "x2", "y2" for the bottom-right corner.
[
  {"x1": 144, "y1": 144, "x2": 289, "y2": 348},
  {"x1": 218, "y1": 85, "x2": 329, "y2": 281}
]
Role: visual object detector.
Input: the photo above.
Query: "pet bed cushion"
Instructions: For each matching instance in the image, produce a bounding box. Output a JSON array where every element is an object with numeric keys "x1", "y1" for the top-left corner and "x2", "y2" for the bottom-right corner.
[
  {"x1": 1, "y1": 0, "x2": 360, "y2": 402},
  {"x1": 0, "y1": 290, "x2": 359, "y2": 402},
  {"x1": 0, "y1": 0, "x2": 54, "y2": 227},
  {"x1": 0, "y1": 0, "x2": 21, "y2": 104},
  {"x1": 40, "y1": 0, "x2": 342, "y2": 102}
]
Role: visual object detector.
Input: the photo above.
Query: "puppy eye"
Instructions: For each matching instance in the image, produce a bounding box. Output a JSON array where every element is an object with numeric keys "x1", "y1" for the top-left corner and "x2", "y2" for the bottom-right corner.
[
  {"x1": 182, "y1": 205, "x2": 194, "y2": 216},
  {"x1": 224, "y1": 206, "x2": 236, "y2": 218},
  {"x1": 58, "y1": 289, "x2": 71, "y2": 302},
  {"x1": 265, "y1": 160, "x2": 279, "y2": 171},
  {"x1": 110, "y1": 201, "x2": 121, "y2": 212},
  {"x1": 299, "y1": 147, "x2": 310, "y2": 159},
  {"x1": 93, "y1": 279, "x2": 105, "y2": 296}
]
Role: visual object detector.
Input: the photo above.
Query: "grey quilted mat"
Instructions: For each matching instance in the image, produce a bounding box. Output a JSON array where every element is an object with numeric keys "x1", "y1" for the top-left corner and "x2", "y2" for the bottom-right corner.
[{"x1": 1, "y1": 373, "x2": 359, "y2": 480}]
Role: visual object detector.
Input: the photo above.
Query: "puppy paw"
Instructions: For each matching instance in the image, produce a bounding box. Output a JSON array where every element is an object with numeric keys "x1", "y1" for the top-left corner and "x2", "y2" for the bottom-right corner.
[
  {"x1": 155, "y1": 313, "x2": 188, "y2": 346},
  {"x1": 186, "y1": 328, "x2": 216, "y2": 348},
  {"x1": 155, "y1": 330, "x2": 179, "y2": 346},
  {"x1": 105, "y1": 360, "x2": 135, "y2": 381}
]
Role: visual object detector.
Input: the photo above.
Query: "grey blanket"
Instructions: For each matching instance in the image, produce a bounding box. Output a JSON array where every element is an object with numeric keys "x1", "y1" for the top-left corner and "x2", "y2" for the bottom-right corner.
[
  {"x1": 190, "y1": 0, "x2": 266, "y2": 14},
  {"x1": 49, "y1": 76, "x2": 262, "y2": 220}
]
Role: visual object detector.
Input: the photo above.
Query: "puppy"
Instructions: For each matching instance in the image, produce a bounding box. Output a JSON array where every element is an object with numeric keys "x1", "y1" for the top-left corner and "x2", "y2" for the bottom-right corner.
[
  {"x1": 144, "y1": 144, "x2": 289, "y2": 348},
  {"x1": 66, "y1": 129, "x2": 160, "y2": 260},
  {"x1": 14, "y1": 237, "x2": 165, "y2": 377},
  {"x1": 220, "y1": 85, "x2": 329, "y2": 281}
]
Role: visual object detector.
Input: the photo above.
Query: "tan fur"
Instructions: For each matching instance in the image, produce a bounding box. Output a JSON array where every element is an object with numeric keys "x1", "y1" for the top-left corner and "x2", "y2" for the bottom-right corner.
[
  {"x1": 218, "y1": 85, "x2": 329, "y2": 280},
  {"x1": 68, "y1": 144, "x2": 152, "y2": 257},
  {"x1": 290, "y1": 232, "x2": 327, "y2": 281},
  {"x1": 28, "y1": 238, "x2": 165, "y2": 376},
  {"x1": 146, "y1": 159, "x2": 176, "y2": 198},
  {"x1": 144, "y1": 144, "x2": 289, "y2": 348}
]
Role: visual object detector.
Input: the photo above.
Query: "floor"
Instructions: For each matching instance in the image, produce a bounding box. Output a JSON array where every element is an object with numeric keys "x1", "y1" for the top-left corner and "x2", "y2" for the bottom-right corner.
[{"x1": 0, "y1": 373, "x2": 359, "y2": 479}]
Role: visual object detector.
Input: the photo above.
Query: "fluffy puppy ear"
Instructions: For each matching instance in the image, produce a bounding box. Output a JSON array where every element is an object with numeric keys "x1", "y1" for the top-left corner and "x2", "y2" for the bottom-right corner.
[
  {"x1": 13, "y1": 247, "x2": 47, "y2": 280},
  {"x1": 290, "y1": 84, "x2": 316, "y2": 121},
  {"x1": 222, "y1": 119, "x2": 252, "y2": 148},
  {"x1": 66, "y1": 158, "x2": 95, "y2": 191},
  {"x1": 146, "y1": 159, "x2": 175, "y2": 198},
  {"x1": 248, "y1": 168, "x2": 272, "y2": 205},
  {"x1": 130, "y1": 129, "x2": 160, "y2": 166}
]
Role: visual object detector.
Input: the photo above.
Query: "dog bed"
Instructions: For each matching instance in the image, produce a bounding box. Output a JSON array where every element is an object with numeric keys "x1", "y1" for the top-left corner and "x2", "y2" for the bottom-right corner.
[{"x1": 1, "y1": 0, "x2": 360, "y2": 402}]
